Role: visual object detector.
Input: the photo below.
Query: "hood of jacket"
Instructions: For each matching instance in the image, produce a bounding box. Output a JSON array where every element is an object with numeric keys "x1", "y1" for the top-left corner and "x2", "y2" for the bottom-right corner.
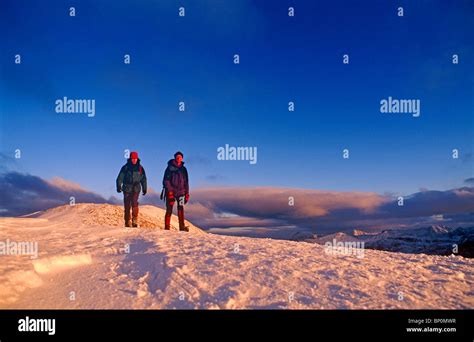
[{"x1": 167, "y1": 159, "x2": 184, "y2": 171}]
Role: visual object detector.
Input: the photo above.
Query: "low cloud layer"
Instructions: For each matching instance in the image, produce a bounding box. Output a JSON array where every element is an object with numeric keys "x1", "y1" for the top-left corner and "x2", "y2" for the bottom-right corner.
[
  {"x1": 0, "y1": 172, "x2": 111, "y2": 216},
  {"x1": 145, "y1": 186, "x2": 474, "y2": 234},
  {"x1": 1, "y1": 171, "x2": 473, "y2": 234}
]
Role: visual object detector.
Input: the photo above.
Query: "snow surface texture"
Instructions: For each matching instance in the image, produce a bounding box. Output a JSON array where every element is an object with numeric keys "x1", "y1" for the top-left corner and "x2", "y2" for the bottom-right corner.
[{"x1": 0, "y1": 204, "x2": 472, "y2": 309}]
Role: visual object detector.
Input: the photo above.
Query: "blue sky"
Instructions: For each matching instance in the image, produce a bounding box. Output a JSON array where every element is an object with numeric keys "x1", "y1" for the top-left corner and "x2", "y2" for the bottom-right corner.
[{"x1": 1, "y1": 0, "x2": 473, "y2": 201}]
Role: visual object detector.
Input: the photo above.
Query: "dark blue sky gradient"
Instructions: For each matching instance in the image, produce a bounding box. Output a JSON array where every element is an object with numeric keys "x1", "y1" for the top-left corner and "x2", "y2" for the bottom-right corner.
[{"x1": 1, "y1": 0, "x2": 473, "y2": 197}]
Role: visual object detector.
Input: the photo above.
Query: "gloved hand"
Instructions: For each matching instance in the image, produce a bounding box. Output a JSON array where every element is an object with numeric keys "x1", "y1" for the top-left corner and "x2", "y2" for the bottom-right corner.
[
  {"x1": 185, "y1": 193, "x2": 190, "y2": 204},
  {"x1": 142, "y1": 191, "x2": 147, "y2": 195},
  {"x1": 117, "y1": 188, "x2": 122, "y2": 193}
]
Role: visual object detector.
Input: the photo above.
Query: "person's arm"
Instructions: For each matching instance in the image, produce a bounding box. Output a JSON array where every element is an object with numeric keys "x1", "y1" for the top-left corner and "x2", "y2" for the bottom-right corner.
[
  {"x1": 184, "y1": 167, "x2": 189, "y2": 195},
  {"x1": 116, "y1": 166, "x2": 125, "y2": 192},
  {"x1": 141, "y1": 167, "x2": 147, "y2": 194},
  {"x1": 184, "y1": 167, "x2": 190, "y2": 203},
  {"x1": 163, "y1": 167, "x2": 173, "y2": 192}
]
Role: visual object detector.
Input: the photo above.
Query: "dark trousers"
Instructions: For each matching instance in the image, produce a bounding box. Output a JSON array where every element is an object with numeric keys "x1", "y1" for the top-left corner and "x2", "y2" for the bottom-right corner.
[
  {"x1": 123, "y1": 191, "x2": 139, "y2": 222},
  {"x1": 165, "y1": 196, "x2": 185, "y2": 229}
]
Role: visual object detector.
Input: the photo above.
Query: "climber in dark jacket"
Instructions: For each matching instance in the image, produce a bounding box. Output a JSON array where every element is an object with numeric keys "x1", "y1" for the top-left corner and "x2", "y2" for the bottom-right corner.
[
  {"x1": 116, "y1": 151, "x2": 147, "y2": 227},
  {"x1": 162, "y1": 151, "x2": 189, "y2": 231}
]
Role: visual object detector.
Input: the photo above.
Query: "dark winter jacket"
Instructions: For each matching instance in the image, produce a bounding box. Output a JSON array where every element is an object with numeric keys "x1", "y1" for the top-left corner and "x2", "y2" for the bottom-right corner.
[
  {"x1": 116, "y1": 158, "x2": 147, "y2": 194},
  {"x1": 162, "y1": 159, "x2": 189, "y2": 196}
]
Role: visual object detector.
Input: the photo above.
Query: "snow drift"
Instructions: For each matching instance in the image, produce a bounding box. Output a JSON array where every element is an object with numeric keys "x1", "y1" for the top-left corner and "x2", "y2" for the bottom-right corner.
[{"x1": 0, "y1": 203, "x2": 472, "y2": 309}]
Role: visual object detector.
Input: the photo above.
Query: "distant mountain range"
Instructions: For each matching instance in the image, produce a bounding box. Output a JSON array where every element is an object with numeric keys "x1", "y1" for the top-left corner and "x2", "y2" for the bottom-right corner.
[{"x1": 295, "y1": 226, "x2": 474, "y2": 258}]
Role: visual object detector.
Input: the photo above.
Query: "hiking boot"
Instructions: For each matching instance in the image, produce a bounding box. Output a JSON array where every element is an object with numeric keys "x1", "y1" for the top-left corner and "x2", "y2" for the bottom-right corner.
[
  {"x1": 132, "y1": 218, "x2": 138, "y2": 228},
  {"x1": 178, "y1": 209, "x2": 188, "y2": 232},
  {"x1": 165, "y1": 214, "x2": 171, "y2": 231},
  {"x1": 125, "y1": 220, "x2": 131, "y2": 228}
]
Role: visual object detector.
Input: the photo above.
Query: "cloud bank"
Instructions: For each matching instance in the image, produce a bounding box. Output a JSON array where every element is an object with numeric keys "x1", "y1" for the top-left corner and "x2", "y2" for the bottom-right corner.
[
  {"x1": 0, "y1": 172, "x2": 111, "y2": 216},
  {"x1": 1, "y1": 171, "x2": 473, "y2": 234}
]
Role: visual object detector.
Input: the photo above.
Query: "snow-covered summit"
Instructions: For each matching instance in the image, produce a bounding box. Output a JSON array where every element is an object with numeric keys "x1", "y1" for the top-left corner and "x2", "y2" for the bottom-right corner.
[{"x1": 0, "y1": 204, "x2": 472, "y2": 309}]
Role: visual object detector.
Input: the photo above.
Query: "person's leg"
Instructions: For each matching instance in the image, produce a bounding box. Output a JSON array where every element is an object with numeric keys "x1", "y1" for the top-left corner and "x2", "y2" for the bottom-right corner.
[
  {"x1": 177, "y1": 204, "x2": 188, "y2": 231},
  {"x1": 131, "y1": 192, "x2": 139, "y2": 227},
  {"x1": 164, "y1": 197, "x2": 173, "y2": 230},
  {"x1": 123, "y1": 192, "x2": 131, "y2": 227}
]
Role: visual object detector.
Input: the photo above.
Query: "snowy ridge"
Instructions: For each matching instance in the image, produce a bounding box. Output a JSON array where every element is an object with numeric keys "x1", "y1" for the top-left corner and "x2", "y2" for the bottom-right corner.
[
  {"x1": 0, "y1": 204, "x2": 472, "y2": 309},
  {"x1": 312, "y1": 226, "x2": 474, "y2": 258},
  {"x1": 37, "y1": 203, "x2": 205, "y2": 233}
]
